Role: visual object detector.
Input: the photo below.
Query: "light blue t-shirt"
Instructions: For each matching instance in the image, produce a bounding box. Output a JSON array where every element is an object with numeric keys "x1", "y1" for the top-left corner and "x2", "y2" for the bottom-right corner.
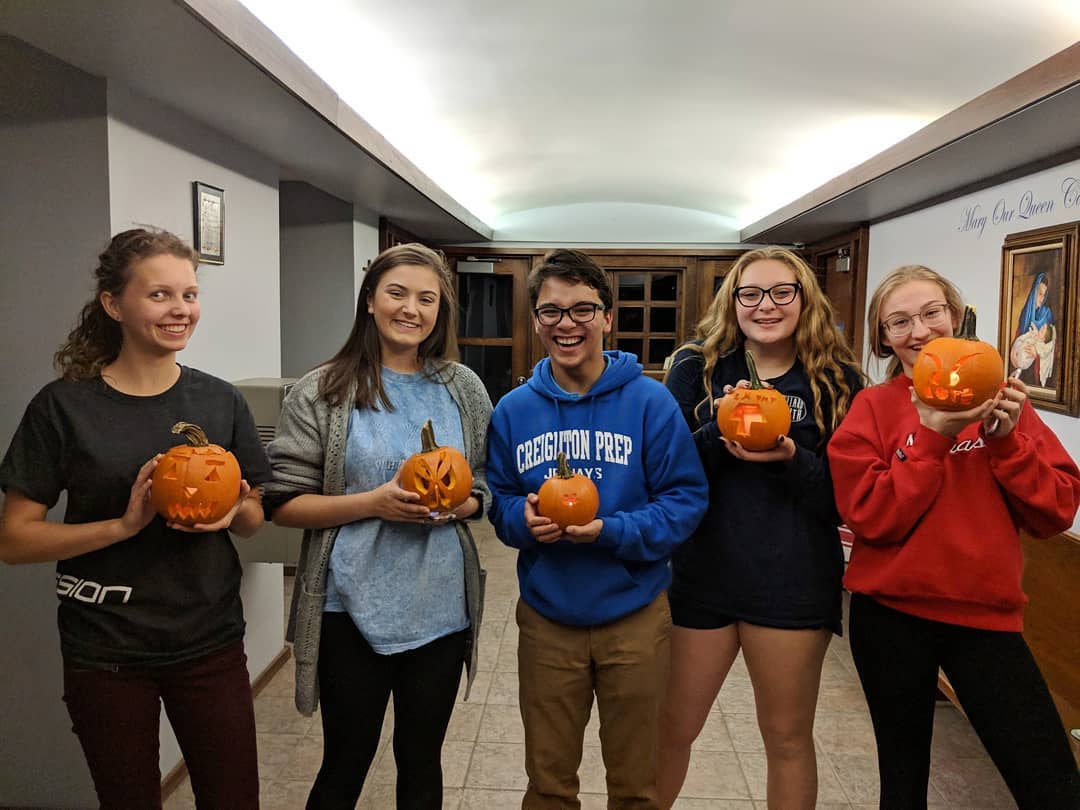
[{"x1": 324, "y1": 367, "x2": 469, "y2": 654}]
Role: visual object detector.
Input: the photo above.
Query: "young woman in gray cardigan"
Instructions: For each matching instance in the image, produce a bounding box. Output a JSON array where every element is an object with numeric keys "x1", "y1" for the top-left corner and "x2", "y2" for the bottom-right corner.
[{"x1": 264, "y1": 244, "x2": 491, "y2": 810}]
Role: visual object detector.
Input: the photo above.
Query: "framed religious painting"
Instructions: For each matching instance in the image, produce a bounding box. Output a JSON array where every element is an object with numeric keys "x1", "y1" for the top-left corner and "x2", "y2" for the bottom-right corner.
[
  {"x1": 192, "y1": 181, "x2": 225, "y2": 265},
  {"x1": 998, "y1": 222, "x2": 1079, "y2": 416}
]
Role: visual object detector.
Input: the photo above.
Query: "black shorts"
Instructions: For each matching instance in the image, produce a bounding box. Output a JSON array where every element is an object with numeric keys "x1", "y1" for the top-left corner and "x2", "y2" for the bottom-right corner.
[{"x1": 670, "y1": 592, "x2": 828, "y2": 632}]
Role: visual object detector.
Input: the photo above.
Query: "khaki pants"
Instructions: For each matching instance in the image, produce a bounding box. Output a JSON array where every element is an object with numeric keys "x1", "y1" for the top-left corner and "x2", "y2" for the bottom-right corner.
[{"x1": 517, "y1": 592, "x2": 672, "y2": 809}]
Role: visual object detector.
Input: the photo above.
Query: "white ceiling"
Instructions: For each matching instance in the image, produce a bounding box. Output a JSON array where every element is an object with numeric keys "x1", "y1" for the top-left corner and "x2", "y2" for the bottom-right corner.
[{"x1": 241, "y1": 2, "x2": 1080, "y2": 241}]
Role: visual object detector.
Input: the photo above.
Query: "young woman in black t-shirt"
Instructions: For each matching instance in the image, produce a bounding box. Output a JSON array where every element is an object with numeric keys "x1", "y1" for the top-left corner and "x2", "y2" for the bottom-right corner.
[
  {"x1": 0, "y1": 229, "x2": 271, "y2": 809},
  {"x1": 658, "y1": 247, "x2": 863, "y2": 810}
]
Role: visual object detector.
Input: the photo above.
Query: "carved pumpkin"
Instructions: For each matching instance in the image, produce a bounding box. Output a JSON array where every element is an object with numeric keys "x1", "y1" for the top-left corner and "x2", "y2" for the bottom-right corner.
[
  {"x1": 537, "y1": 452, "x2": 600, "y2": 531},
  {"x1": 913, "y1": 306, "x2": 1004, "y2": 411},
  {"x1": 716, "y1": 350, "x2": 792, "y2": 451},
  {"x1": 399, "y1": 420, "x2": 473, "y2": 513},
  {"x1": 151, "y1": 422, "x2": 241, "y2": 525}
]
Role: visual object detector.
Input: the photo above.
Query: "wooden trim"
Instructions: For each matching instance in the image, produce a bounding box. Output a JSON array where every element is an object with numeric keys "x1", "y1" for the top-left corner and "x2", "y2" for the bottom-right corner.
[
  {"x1": 160, "y1": 646, "x2": 292, "y2": 801},
  {"x1": 741, "y1": 42, "x2": 1080, "y2": 241}
]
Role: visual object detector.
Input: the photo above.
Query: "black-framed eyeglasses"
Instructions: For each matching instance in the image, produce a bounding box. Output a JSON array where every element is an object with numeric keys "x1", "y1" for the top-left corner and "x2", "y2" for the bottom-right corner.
[
  {"x1": 734, "y1": 282, "x2": 802, "y2": 307},
  {"x1": 881, "y1": 302, "x2": 950, "y2": 338},
  {"x1": 534, "y1": 303, "x2": 606, "y2": 326}
]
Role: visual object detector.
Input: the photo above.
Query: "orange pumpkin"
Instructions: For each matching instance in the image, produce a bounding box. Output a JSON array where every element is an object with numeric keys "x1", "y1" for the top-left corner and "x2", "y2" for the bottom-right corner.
[
  {"x1": 537, "y1": 452, "x2": 600, "y2": 531},
  {"x1": 151, "y1": 422, "x2": 242, "y2": 525},
  {"x1": 400, "y1": 420, "x2": 473, "y2": 513},
  {"x1": 716, "y1": 350, "x2": 792, "y2": 451},
  {"x1": 913, "y1": 306, "x2": 1004, "y2": 411}
]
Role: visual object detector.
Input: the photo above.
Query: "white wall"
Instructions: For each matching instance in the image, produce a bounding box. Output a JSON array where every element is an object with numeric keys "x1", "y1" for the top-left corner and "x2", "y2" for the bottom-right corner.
[
  {"x1": 107, "y1": 81, "x2": 281, "y2": 381},
  {"x1": 869, "y1": 157, "x2": 1080, "y2": 534}
]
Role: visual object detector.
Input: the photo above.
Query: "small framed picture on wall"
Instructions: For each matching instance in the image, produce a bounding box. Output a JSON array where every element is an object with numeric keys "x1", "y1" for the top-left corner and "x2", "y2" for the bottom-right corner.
[
  {"x1": 192, "y1": 181, "x2": 225, "y2": 265},
  {"x1": 998, "y1": 221, "x2": 1079, "y2": 416}
]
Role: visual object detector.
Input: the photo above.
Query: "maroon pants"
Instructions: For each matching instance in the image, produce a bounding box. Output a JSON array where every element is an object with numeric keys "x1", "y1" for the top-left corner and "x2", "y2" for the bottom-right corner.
[{"x1": 62, "y1": 640, "x2": 259, "y2": 810}]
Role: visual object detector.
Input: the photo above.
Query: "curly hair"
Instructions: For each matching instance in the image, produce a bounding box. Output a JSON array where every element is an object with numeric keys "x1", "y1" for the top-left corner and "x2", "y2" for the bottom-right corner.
[
  {"x1": 680, "y1": 247, "x2": 863, "y2": 438},
  {"x1": 319, "y1": 243, "x2": 459, "y2": 410},
  {"x1": 53, "y1": 229, "x2": 200, "y2": 380},
  {"x1": 866, "y1": 264, "x2": 964, "y2": 379}
]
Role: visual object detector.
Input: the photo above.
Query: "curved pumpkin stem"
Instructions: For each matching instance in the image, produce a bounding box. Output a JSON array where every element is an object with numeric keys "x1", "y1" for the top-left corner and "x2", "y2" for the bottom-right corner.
[
  {"x1": 420, "y1": 419, "x2": 439, "y2": 452},
  {"x1": 957, "y1": 305, "x2": 978, "y2": 340},
  {"x1": 555, "y1": 452, "x2": 575, "y2": 479},
  {"x1": 745, "y1": 350, "x2": 765, "y2": 390},
  {"x1": 171, "y1": 421, "x2": 209, "y2": 447}
]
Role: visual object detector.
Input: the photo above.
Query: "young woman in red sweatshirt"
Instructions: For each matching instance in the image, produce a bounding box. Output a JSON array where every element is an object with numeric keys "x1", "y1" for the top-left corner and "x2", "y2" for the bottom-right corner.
[{"x1": 828, "y1": 264, "x2": 1080, "y2": 810}]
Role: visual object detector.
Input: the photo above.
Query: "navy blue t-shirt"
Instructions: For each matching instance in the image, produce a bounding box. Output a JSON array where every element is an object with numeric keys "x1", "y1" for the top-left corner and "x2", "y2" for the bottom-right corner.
[{"x1": 664, "y1": 346, "x2": 861, "y2": 633}]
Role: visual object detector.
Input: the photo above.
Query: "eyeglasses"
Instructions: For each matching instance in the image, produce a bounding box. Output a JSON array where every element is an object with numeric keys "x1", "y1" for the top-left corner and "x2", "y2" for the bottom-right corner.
[
  {"x1": 734, "y1": 283, "x2": 801, "y2": 307},
  {"x1": 881, "y1": 303, "x2": 951, "y2": 337},
  {"x1": 534, "y1": 303, "x2": 606, "y2": 326}
]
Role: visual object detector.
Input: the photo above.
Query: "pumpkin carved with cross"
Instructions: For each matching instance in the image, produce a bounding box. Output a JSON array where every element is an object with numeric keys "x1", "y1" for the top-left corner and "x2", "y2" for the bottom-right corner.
[
  {"x1": 151, "y1": 422, "x2": 242, "y2": 526},
  {"x1": 715, "y1": 350, "x2": 792, "y2": 451}
]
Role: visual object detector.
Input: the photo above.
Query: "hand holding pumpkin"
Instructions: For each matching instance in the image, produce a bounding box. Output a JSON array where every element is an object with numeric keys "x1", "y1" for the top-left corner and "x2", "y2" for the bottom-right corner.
[
  {"x1": 524, "y1": 493, "x2": 565, "y2": 544},
  {"x1": 982, "y1": 376, "x2": 1028, "y2": 438},
  {"x1": 118, "y1": 454, "x2": 163, "y2": 539},
  {"x1": 368, "y1": 469, "x2": 430, "y2": 523},
  {"x1": 909, "y1": 386, "x2": 996, "y2": 438}
]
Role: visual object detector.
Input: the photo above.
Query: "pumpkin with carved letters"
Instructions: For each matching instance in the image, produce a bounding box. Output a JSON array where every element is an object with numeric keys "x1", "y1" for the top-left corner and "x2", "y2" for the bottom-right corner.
[
  {"x1": 913, "y1": 306, "x2": 1003, "y2": 411},
  {"x1": 151, "y1": 422, "x2": 241, "y2": 526},
  {"x1": 400, "y1": 420, "x2": 473, "y2": 513},
  {"x1": 715, "y1": 350, "x2": 792, "y2": 451},
  {"x1": 537, "y1": 452, "x2": 599, "y2": 531}
]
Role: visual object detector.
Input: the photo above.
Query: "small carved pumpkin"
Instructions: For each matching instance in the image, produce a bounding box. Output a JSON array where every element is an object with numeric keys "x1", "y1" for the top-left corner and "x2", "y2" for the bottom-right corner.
[
  {"x1": 716, "y1": 350, "x2": 792, "y2": 451},
  {"x1": 913, "y1": 306, "x2": 1004, "y2": 411},
  {"x1": 537, "y1": 452, "x2": 600, "y2": 531},
  {"x1": 151, "y1": 422, "x2": 242, "y2": 525},
  {"x1": 400, "y1": 420, "x2": 473, "y2": 513}
]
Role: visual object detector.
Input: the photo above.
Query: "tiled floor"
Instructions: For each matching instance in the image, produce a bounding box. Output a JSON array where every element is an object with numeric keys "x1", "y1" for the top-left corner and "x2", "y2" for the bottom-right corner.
[{"x1": 165, "y1": 521, "x2": 1019, "y2": 809}]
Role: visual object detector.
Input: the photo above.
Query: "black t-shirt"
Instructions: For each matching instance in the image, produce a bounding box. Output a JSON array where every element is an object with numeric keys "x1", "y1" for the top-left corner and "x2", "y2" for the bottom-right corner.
[
  {"x1": 0, "y1": 366, "x2": 272, "y2": 668},
  {"x1": 664, "y1": 346, "x2": 862, "y2": 633}
]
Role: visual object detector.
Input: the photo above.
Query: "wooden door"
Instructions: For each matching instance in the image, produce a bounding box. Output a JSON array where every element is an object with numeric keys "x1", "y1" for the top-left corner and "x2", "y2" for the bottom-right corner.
[
  {"x1": 805, "y1": 227, "x2": 869, "y2": 362},
  {"x1": 455, "y1": 257, "x2": 532, "y2": 405}
]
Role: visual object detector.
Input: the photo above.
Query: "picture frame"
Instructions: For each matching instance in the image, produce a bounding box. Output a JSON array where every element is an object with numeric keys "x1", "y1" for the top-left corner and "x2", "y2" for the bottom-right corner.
[
  {"x1": 192, "y1": 182, "x2": 225, "y2": 265},
  {"x1": 998, "y1": 222, "x2": 1079, "y2": 416}
]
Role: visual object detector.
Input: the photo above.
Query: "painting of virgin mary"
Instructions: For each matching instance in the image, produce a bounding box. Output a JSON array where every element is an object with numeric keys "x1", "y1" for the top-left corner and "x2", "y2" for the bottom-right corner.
[{"x1": 1008, "y1": 271, "x2": 1056, "y2": 388}]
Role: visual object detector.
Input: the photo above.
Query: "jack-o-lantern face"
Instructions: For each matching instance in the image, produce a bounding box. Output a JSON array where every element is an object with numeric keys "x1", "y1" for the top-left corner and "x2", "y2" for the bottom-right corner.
[
  {"x1": 399, "y1": 420, "x2": 473, "y2": 513},
  {"x1": 913, "y1": 307, "x2": 1003, "y2": 411},
  {"x1": 537, "y1": 452, "x2": 599, "y2": 531},
  {"x1": 715, "y1": 351, "x2": 792, "y2": 451},
  {"x1": 151, "y1": 422, "x2": 242, "y2": 525}
]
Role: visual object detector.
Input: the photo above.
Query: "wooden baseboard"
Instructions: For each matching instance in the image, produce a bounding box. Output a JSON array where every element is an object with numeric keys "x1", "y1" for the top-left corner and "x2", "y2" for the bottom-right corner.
[{"x1": 160, "y1": 646, "x2": 292, "y2": 802}]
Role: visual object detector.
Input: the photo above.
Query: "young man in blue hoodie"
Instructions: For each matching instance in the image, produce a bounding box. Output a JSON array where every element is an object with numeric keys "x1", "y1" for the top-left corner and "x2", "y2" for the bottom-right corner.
[{"x1": 487, "y1": 249, "x2": 708, "y2": 808}]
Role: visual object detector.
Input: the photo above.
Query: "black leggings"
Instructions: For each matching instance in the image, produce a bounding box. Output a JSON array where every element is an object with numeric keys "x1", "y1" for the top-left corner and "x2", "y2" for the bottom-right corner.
[
  {"x1": 307, "y1": 612, "x2": 467, "y2": 810},
  {"x1": 849, "y1": 594, "x2": 1080, "y2": 810}
]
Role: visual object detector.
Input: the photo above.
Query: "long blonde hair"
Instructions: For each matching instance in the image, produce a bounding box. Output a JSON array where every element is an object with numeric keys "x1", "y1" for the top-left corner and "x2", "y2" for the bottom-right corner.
[
  {"x1": 867, "y1": 265, "x2": 964, "y2": 378},
  {"x1": 680, "y1": 247, "x2": 862, "y2": 438}
]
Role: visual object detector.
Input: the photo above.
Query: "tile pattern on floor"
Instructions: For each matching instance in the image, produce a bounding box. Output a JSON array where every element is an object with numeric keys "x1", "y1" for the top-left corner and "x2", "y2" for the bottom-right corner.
[{"x1": 164, "y1": 521, "x2": 1020, "y2": 809}]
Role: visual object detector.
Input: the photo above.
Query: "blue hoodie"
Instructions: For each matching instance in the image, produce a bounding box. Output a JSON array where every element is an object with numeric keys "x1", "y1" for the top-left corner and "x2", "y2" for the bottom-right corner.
[{"x1": 487, "y1": 350, "x2": 708, "y2": 626}]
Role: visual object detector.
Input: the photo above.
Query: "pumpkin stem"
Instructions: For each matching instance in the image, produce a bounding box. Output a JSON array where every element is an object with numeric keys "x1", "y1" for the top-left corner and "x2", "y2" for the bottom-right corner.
[
  {"x1": 555, "y1": 452, "x2": 574, "y2": 479},
  {"x1": 745, "y1": 350, "x2": 764, "y2": 389},
  {"x1": 171, "y1": 421, "x2": 209, "y2": 447},
  {"x1": 957, "y1": 305, "x2": 978, "y2": 340},
  {"x1": 420, "y1": 419, "x2": 439, "y2": 452}
]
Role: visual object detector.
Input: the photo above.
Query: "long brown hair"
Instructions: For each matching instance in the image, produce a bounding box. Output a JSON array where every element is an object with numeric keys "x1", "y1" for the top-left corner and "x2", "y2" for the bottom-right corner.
[
  {"x1": 319, "y1": 243, "x2": 459, "y2": 410},
  {"x1": 53, "y1": 229, "x2": 199, "y2": 381},
  {"x1": 678, "y1": 247, "x2": 863, "y2": 437},
  {"x1": 867, "y1": 264, "x2": 964, "y2": 378}
]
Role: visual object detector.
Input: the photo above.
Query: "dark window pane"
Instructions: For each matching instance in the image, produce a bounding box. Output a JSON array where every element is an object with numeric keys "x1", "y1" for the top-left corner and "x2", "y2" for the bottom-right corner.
[
  {"x1": 458, "y1": 275, "x2": 512, "y2": 338},
  {"x1": 460, "y1": 345, "x2": 514, "y2": 404},
  {"x1": 619, "y1": 307, "x2": 645, "y2": 331},
  {"x1": 618, "y1": 274, "x2": 645, "y2": 301},
  {"x1": 651, "y1": 274, "x2": 678, "y2": 300},
  {"x1": 650, "y1": 308, "x2": 676, "y2": 332},
  {"x1": 617, "y1": 338, "x2": 643, "y2": 360},
  {"x1": 649, "y1": 339, "x2": 676, "y2": 366},
  {"x1": 713, "y1": 276, "x2": 725, "y2": 295}
]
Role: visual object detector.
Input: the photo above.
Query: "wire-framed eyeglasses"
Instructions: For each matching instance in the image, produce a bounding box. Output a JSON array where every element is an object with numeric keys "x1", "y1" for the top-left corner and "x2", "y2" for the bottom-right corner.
[
  {"x1": 733, "y1": 282, "x2": 802, "y2": 307},
  {"x1": 534, "y1": 303, "x2": 606, "y2": 326},
  {"x1": 882, "y1": 302, "x2": 950, "y2": 337}
]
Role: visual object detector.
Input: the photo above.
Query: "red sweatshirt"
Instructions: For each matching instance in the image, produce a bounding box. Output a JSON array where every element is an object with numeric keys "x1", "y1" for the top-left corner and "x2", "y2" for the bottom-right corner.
[{"x1": 828, "y1": 375, "x2": 1080, "y2": 632}]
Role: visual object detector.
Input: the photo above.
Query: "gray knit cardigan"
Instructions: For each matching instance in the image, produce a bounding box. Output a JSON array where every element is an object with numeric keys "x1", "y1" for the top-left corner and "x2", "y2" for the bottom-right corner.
[{"x1": 263, "y1": 362, "x2": 493, "y2": 716}]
